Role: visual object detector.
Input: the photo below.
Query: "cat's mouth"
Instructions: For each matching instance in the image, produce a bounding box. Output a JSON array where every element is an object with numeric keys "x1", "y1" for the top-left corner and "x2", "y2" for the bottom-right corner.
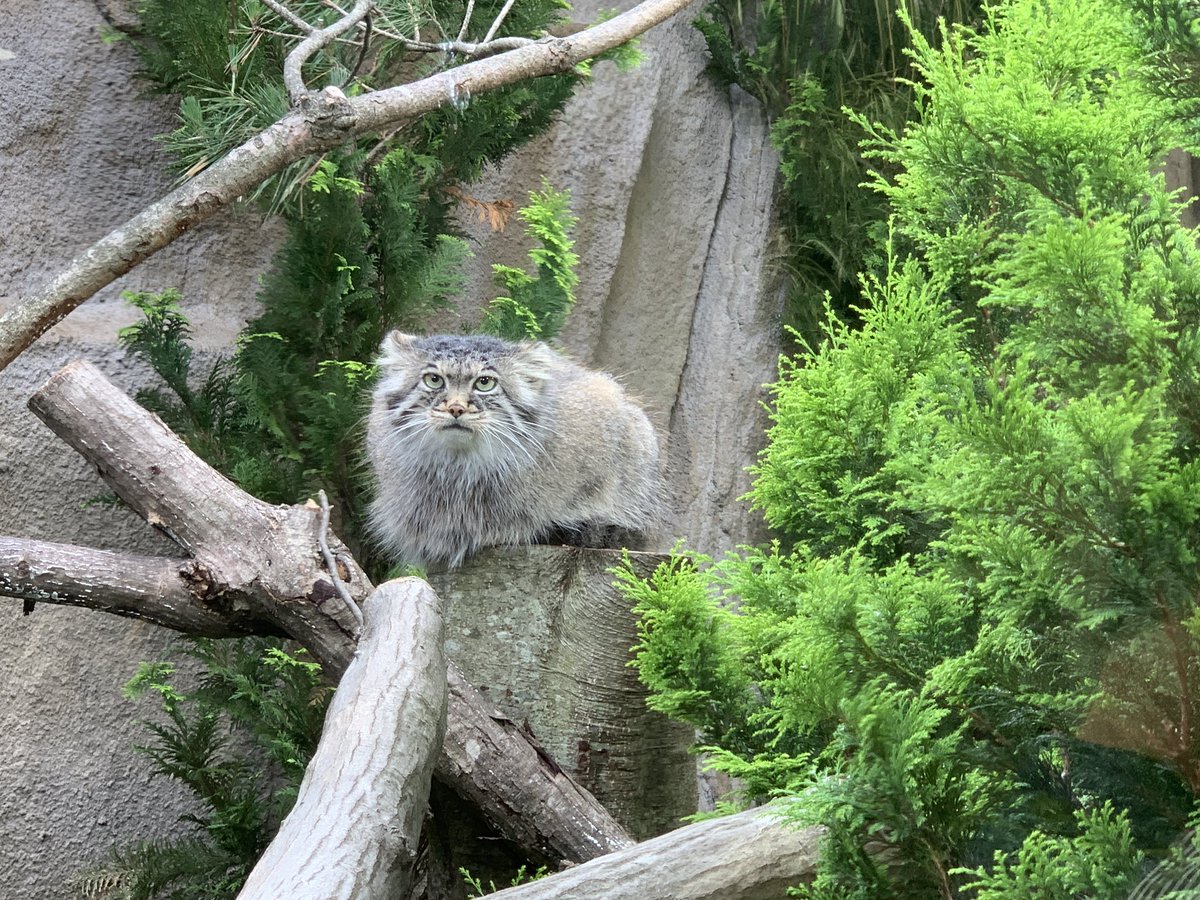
[{"x1": 433, "y1": 418, "x2": 476, "y2": 434}]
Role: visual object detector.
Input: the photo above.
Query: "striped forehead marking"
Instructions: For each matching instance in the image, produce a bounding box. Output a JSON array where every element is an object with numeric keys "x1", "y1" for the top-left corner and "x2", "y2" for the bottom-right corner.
[{"x1": 414, "y1": 335, "x2": 518, "y2": 363}]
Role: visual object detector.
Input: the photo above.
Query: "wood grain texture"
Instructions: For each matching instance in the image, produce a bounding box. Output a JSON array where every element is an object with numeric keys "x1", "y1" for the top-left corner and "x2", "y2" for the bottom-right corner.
[{"x1": 239, "y1": 579, "x2": 446, "y2": 899}]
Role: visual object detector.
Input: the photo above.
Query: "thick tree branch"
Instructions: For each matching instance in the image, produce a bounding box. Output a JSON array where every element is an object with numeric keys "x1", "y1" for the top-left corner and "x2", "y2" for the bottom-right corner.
[
  {"x1": 239, "y1": 579, "x2": 447, "y2": 899},
  {"x1": 485, "y1": 807, "x2": 823, "y2": 900},
  {"x1": 27, "y1": 360, "x2": 366, "y2": 666},
  {"x1": 0, "y1": 0, "x2": 696, "y2": 372},
  {"x1": 5, "y1": 358, "x2": 632, "y2": 864},
  {"x1": 260, "y1": 0, "x2": 320, "y2": 35},
  {"x1": 457, "y1": 0, "x2": 476, "y2": 41},
  {"x1": 0, "y1": 537, "x2": 272, "y2": 636},
  {"x1": 439, "y1": 664, "x2": 635, "y2": 860}
]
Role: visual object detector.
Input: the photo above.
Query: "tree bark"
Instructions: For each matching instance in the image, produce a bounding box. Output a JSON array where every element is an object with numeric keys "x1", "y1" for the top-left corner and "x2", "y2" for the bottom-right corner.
[
  {"x1": 0, "y1": 0, "x2": 698, "y2": 372},
  {"x1": 431, "y1": 546, "x2": 697, "y2": 839},
  {"x1": 0, "y1": 537, "x2": 272, "y2": 636},
  {"x1": 438, "y1": 663, "x2": 636, "y2": 862},
  {"x1": 482, "y1": 807, "x2": 824, "y2": 900},
  {"x1": 27, "y1": 360, "x2": 366, "y2": 668},
  {"x1": 238, "y1": 578, "x2": 447, "y2": 900},
  {"x1": 5, "y1": 358, "x2": 632, "y2": 865}
]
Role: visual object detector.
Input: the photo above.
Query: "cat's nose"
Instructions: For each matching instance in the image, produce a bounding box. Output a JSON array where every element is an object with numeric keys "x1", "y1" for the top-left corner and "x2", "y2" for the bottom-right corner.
[{"x1": 446, "y1": 402, "x2": 467, "y2": 418}]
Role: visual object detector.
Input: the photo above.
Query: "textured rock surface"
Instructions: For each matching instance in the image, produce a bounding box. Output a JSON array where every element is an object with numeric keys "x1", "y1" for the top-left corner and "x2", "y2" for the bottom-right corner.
[
  {"x1": 0, "y1": 3, "x2": 285, "y2": 895},
  {"x1": 457, "y1": 11, "x2": 782, "y2": 556},
  {"x1": 0, "y1": 0, "x2": 781, "y2": 895}
]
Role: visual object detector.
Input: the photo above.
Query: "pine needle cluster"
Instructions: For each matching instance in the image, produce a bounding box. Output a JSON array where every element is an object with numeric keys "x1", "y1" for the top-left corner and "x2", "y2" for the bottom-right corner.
[{"x1": 626, "y1": 0, "x2": 1200, "y2": 894}]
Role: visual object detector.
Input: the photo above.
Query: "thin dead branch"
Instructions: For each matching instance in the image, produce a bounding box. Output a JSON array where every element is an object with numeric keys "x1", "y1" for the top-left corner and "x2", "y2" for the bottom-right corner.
[
  {"x1": 481, "y1": 0, "x2": 519, "y2": 43},
  {"x1": 316, "y1": 489, "x2": 362, "y2": 628},
  {"x1": 282, "y1": 0, "x2": 373, "y2": 101},
  {"x1": 457, "y1": 0, "x2": 476, "y2": 42}
]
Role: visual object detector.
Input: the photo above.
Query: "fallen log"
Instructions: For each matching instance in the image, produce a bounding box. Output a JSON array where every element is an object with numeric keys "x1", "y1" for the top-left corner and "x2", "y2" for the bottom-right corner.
[
  {"x1": 239, "y1": 578, "x2": 447, "y2": 899},
  {"x1": 484, "y1": 806, "x2": 824, "y2": 900}
]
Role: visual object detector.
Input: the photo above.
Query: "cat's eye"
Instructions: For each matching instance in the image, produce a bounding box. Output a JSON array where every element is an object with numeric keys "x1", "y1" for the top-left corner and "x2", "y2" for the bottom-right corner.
[
  {"x1": 421, "y1": 372, "x2": 444, "y2": 389},
  {"x1": 474, "y1": 375, "x2": 498, "y2": 392}
]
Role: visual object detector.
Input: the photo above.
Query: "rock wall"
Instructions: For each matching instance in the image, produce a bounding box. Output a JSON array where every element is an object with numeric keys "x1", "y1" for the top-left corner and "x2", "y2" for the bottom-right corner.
[{"x1": 0, "y1": 0, "x2": 782, "y2": 895}]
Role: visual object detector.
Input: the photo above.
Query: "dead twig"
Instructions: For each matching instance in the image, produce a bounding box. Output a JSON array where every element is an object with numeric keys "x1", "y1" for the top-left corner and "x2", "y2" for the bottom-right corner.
[
  {"x1": 283, "y1": 0, "x2": 374, "y2": 102},
  {"x1": 482, "y1": 0, "x2": 519, "y2": 43},
  {"x1": 317, "y1": 489, "x2": 363, "y2": 629}
]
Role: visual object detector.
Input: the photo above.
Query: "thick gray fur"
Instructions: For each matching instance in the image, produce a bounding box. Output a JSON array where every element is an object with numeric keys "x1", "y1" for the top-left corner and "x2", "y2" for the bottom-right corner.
[{"x1": 367, "y1": 332, "x2": 662, "y2": 569}]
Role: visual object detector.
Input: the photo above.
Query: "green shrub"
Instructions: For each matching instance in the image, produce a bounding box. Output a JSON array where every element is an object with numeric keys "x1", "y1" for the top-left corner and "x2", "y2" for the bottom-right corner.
[{"x1": 627, "y1": 0, "x2": 1200, "y2": 893}]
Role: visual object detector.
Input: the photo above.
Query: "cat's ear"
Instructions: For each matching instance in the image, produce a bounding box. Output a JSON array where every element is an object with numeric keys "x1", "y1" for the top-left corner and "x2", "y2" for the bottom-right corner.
[
  {"x1": 515, "y1": 341, "x2": 560, "y2": 379},
  {"x1": 379, "y1": 330, "x2": 421, "y2": 367}
]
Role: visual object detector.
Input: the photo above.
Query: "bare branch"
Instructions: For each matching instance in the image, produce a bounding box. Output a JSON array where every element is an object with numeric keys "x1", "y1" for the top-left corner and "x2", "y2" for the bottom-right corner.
[
  {"x1": 27, "y1": 359, "x2": 367, "y2": 661},
  {"x1": 457, "y1": 0, "x2": 476, "y2": 42},
  {"x1": 318, "y1": 1, "x2": 528, "y2": 55},
  {"x1": 255, "y1": 25, "x2": 360, "y2": 45},
  {"x1": 404, "y1": 35, "x2": 532, "y2": 55},
  {"x1": 283, "y1": 0, "x2": 374, "y2": 102},
  {"x1": 408, "y1": 0, "x2": 422, "y2": 43},
  {"x1": 439, "y1": 662, "x2": 636, "y2": 860},
  {"x1": 348, "y1": 13, "x2": 373, "y2": 81},
  {"x1": 323, "y1": 0, "x2": 408, "y2": 42},
  {"x1": 481, "y1": 0, "x2": 518, "y2": 44},
  {"x1": 0, "y1": 0, "x2": 696, "y2": 372},
  {"x1": 0, "y1": 536, "x2": 271, "y2": 636}
]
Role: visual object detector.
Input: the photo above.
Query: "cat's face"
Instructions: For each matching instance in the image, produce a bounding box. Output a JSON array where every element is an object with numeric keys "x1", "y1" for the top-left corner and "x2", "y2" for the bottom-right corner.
[{"x1": 375, "y1": 332, "x2": 554, "y2": 457}]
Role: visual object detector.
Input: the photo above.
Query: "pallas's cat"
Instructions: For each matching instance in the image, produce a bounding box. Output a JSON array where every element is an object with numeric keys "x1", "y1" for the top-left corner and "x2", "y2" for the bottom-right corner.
[{"x1": 367, "y1": 332, "x2": 661, "y2": 569}]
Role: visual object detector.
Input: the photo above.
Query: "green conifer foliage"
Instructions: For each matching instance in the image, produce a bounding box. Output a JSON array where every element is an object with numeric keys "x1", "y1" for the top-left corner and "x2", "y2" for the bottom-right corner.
[
  {"x1": 627, "y1": 0, "x2": 1200, "y2": 893},
  {"x1": 71, "y1": 641, "x2": 328, "y2": 900},
  {"x1": 481, "y1": 181, "x2": 580, "y2": 340}
]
